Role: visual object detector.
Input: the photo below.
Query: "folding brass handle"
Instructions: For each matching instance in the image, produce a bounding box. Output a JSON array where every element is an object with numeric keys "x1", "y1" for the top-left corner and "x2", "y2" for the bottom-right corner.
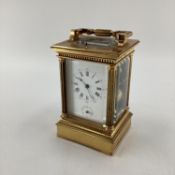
[{"x1": 69, "y1": 28, "x2": 133, "y2": 46}]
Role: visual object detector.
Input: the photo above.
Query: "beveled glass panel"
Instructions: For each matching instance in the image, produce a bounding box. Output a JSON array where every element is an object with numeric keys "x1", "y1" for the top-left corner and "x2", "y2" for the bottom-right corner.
[
  {"x1": 65, "y1": 59, "x2": 109, "y2": 123},
  {"x1": 114, "y1": 57, "x2": 130, "y2": 123}
]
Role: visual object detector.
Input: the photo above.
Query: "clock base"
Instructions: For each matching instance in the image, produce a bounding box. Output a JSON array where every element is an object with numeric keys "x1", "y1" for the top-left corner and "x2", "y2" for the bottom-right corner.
[{"x1": 56, "y1": 111, "x2": 132, "y2": 155}]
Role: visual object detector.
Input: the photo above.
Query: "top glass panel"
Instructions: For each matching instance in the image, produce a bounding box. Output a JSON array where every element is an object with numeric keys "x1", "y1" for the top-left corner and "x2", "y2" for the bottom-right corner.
[{"x1": 78, "y1": 35, "x2": 118, "y2": 48}]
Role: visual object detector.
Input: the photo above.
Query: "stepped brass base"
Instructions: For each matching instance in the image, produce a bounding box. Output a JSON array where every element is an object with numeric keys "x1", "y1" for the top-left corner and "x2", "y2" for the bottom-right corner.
[{"x1": 56, "y1": 111, "x2": 132, "y2": 155}]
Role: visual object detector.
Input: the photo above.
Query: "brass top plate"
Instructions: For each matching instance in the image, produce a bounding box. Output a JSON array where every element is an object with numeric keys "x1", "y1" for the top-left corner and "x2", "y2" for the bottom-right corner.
[
  {"x1": 51, "y1": 39, "x2": 139, "y2": 61},
  {"x1": 51, "y1": 28, "x2": 139, "y2": 63}
]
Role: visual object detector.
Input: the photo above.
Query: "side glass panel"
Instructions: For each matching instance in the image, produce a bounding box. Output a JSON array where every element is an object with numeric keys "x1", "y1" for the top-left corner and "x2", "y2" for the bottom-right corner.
[
  {"x1": 114, "y1": 57, "x2": 130, "y2": 123},
  {"x1": 65, "y1": 59, "x2": 109, "y2": 123}
]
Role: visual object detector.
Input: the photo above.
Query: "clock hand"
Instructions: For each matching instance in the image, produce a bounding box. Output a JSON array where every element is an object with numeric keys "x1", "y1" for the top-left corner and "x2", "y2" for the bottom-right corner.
[
  {"x1": 87, "y1": 87, "x2": 96, "y2": 102},
  {"x1": 75, "y1": 76, "x2": 96, "y2": 102},
  {"x1": 75, "y1": 76, "x2": 86, "y2": 86},
  {"x1": 75, "y1": 76, "x2": 92, "y2": 92}
]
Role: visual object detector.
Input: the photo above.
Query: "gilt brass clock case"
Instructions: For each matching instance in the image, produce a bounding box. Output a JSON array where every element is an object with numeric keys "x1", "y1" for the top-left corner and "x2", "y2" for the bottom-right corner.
[{"x1": 51, "y1": 28, "x2": 139, "y2": 155}]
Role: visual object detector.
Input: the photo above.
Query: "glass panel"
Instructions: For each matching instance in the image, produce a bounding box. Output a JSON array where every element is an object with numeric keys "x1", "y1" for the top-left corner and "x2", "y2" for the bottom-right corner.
[
  {"x1": 114, "y1": 57, "x2": 130, "y2": 123},
  {"x1": 65, "y1": 59, "x2": 109, "y2": 123},
  {"x1": 78, "y1": 35, "x2": 117, "y2": 48}
]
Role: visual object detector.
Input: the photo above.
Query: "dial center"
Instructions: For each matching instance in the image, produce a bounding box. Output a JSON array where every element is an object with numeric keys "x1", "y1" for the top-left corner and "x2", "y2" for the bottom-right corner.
[{"x1": 85, "y1": 84, "x2": 90, "y2": 89}]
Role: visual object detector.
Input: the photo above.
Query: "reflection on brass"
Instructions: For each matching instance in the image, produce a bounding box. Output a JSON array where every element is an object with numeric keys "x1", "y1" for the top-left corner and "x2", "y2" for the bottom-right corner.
[{"x1": 51, "y1": 28, "x2": 139, "y2": 155}]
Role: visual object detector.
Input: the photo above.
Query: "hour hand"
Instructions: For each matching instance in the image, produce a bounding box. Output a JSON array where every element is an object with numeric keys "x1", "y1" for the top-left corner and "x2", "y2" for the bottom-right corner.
[
  {"x1": 75, "y1": 76, "x2": 86, "y2": 85},
  {"x1": 87, "y1": 88, "x2": 96, "y2": 102}
]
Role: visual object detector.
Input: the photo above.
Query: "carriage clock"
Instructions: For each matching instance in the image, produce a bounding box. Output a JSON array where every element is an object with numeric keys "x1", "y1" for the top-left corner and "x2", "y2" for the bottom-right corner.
[{"x1": 51, "y1": 28, "x2": 139, "y2": 155}]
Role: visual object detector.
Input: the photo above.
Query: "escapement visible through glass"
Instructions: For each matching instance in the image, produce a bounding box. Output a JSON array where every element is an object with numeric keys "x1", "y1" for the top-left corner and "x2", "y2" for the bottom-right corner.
[{"x1": 113, "y1": 57, "x2": 130, "y2": 123}]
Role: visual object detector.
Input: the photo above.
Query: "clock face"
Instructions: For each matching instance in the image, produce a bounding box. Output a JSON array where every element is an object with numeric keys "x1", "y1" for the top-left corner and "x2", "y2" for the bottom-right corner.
[{"x1": 65, "y1": 59, "x2": 109, "y2": 123}]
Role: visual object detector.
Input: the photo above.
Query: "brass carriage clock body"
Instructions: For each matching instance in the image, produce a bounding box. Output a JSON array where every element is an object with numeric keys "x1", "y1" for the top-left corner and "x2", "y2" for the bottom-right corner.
[{"x1": 51, "y1": 28, "x2": 139, "y2": 155}]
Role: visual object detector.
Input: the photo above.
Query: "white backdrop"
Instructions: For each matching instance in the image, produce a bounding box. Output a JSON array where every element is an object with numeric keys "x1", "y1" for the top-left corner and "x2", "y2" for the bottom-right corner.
[{"x1": 1, "y1": 0, "x2": 175, "y2": 175}]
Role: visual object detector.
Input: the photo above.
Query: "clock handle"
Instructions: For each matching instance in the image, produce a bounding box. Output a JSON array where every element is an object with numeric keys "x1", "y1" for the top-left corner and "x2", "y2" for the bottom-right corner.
[{"x1": 69, "y1": 28, "x2": 133, "y2": 46}]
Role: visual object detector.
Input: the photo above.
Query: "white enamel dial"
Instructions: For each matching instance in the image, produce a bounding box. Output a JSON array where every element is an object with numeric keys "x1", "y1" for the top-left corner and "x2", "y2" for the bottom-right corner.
[
  {"x1": 65, "y1": 59, "x2": 109, "y2": 123},
  {"x1": 73, "y1": 68, "x2": 103, "y2": 103}
]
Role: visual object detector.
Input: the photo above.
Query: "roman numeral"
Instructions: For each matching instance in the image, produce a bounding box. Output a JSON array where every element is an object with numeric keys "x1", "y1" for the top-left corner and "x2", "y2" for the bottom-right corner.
[
  {"x1": 91, "y1": 73, "x2": 96, "y2": 79},
  {"x1": 86, "y1": 96, "x2": 89, "y2": 100},
  {"x1": 75, "y1": 87, "x2": 80, "y2": 92},
  {"x1": 80, "y1": 93, "x2": 84, "y2": 98},
  {"x1": 97, "y1": 87, "x2": 102, "y2": 91},
  {"x1": 86, "y1": 71, "x2": 89, "y2": 76},
  {"x1": 95, "y1": 92, "x2": 100, "y2": 97},
  {"x1": 95, "y1": 80, "x2": 101, "y2": 84},
  {"x1": 73, "y1": 82, "x2": 78, "y2": 85},
  {"x1": 79, "y1": 71, "x2": 83, "y2": 77}
]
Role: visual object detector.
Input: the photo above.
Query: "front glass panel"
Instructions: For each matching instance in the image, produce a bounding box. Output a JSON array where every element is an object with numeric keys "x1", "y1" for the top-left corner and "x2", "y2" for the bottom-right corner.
[
  {"x1": 65, "y1": 59, "x2": 109, "y2": 123},
  {"x1": 114, "y1": 57, "x2": 130, "y2": 122}
]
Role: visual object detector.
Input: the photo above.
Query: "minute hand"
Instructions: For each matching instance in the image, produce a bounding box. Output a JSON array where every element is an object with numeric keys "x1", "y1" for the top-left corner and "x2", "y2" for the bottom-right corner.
[
  {"x1": 75, "y1": 76, "x2": 86, "y2": 86},
  {"x1": 87, "y1": 87, "x2": 96, "y2": 102}
]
